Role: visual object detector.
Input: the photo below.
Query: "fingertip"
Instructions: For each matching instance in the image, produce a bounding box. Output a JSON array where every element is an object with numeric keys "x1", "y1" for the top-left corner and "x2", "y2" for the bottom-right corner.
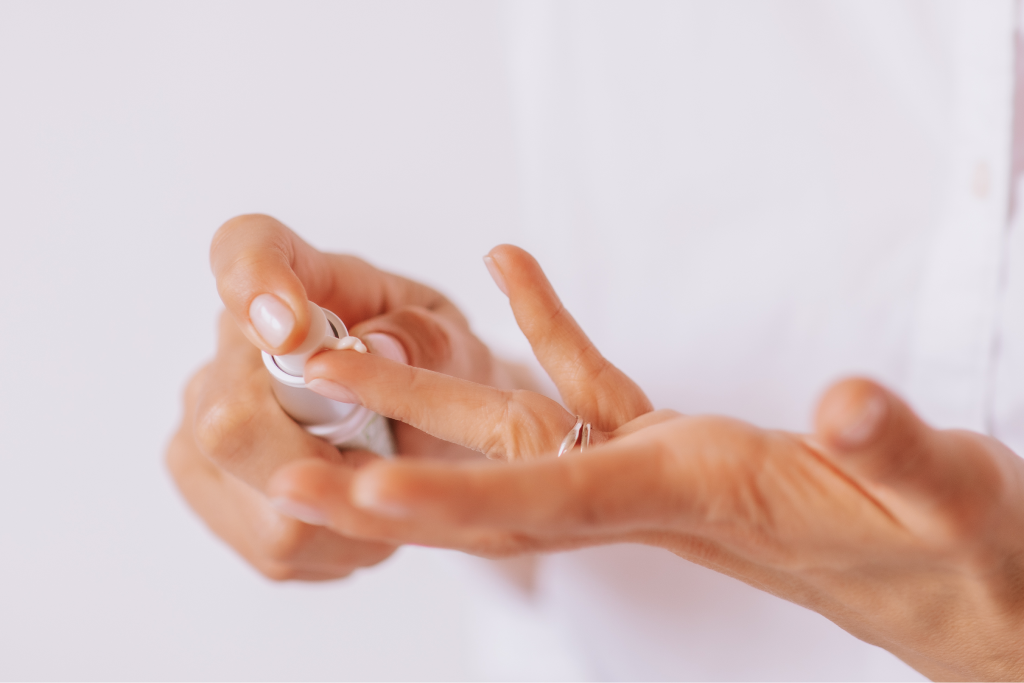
[
  {"x1": 487, "y1": 244, "x2": 539, "y2": 280},
  {"x1": 487, "y1": 245, "x2": 557, "y2": 310},
  {"x1": 485, "y1": 244, "x2": 519, "y2": 260},
  {"x1": 487, "y1": 245, "x2": 539, "y2": 299},
  {"x1": 815, "y1": 378, "x2": 890, "y2": 451},
  {"x1": 362, "y1": 332, "x2": 409, "y2": 364},
  {"x1": 811, "y1": 379, "x2": 999, "y2": 530},
  {"x1": 482, "y1": 255, "x2": 509, "y2": 297}
]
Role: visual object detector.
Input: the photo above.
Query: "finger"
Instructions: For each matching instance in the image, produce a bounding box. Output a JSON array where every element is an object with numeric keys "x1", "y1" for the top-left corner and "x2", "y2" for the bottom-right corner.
[
  {"x1": 348, "y1": 304, "x2": 493, "y2": 385},
  {"x1": 813, "y1": 377, "x2": 1010, "y2": 539},
  {"x1": 210, "y1": 214, "x2": 459, "y2": 354},
  {"x1": 170, "y1": 438, "x2": 395, "y2": 580},
  {"x1": 192, "y1": 311, "x2": 341, "y2": 489},
  {"x1": 341, "y1": 413, "x2": 898, "y2": 559},
  {"x1": 267, "y1": 458, "x2": 520, "y2": 555},
  {"x1": 270, "y1": 457, "x2": 719, "y2": 560},
  {"x1": 167, "y1": 375, "x2": 396, "y2": 580},
  {"x1": 349, "y1": 304, "x2": 512, "y2": 462},
  {"x1": 341, "y1": 412, "x2": 884, "y2": 544},
  {"x1": 486, "y1": 245, "x2": 652, "y2": 430},
  {"x1": 304, "y1": 348, "x2": 579, "y2": 461},
  {"x1": 211, "y1": 215, "x2": 316, "y2": 353},
  {"x1": 341, "y1": 419, "x2": 700, "y2": 536}
]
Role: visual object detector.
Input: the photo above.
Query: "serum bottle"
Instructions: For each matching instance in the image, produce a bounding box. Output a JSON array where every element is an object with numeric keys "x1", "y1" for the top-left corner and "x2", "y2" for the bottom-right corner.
[{"x1": 261, "y1": 301, "x2": 395, "y2": 456}]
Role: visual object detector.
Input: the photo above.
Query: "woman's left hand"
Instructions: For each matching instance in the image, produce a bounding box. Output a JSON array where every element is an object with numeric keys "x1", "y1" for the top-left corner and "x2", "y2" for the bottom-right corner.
[{"x1": 268, "y1": 245, "x2": 1024, "y2": 681}]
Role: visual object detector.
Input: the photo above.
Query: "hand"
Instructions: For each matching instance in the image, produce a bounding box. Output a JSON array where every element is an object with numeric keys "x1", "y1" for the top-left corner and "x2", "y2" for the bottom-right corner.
[
  {"x1": 300, "y1": 244, "x2": 654, "y2": 464},
  {"x1": 266, "y1": 245, "x2": 1024, "y2": 679},
  {"x1": 166, "y1": 214, "x2": 505, "y2": 580}
]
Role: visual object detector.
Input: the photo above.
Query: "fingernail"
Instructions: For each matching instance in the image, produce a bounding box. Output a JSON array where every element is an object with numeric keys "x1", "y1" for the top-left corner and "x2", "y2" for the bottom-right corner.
[
  {"x1": 308, "y1": 378, "x2": 360, "y2": 404},
  {"x1": 249, "y1": 293, "x2": 295, "y2": 348},
  {"x1": 270, "y1": 497, "x2": 329, "y2": 526},
  {"x1": 483, "y1": 255, "x2": 509, "y2": 297},
  {"x1": 351, "y1": 474, "x2": 412, "y2": 518},
  {"x1": 838, "y1": 392, "x2": 887, "y2": 448},
  {"x1": 363, "y1": 333, "x2": 409, "y2": 364}
]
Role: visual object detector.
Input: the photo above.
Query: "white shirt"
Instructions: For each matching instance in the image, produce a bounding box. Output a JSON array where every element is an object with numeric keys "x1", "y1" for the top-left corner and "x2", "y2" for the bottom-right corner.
[{"x1": 453, "y1": 1, "x2": 1024, "y2": 679}]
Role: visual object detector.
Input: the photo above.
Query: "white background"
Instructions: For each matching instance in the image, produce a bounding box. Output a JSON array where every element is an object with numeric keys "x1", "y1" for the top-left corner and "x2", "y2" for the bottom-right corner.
[{"x1": 0, "y1": 2, "x2": 526, "y2": 679}]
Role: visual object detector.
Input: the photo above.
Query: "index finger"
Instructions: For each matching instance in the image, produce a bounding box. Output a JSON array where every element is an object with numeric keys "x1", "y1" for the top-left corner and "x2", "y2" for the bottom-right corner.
[
  {"x1": 210, "y1": 214, "x2": 460, "y2": 354},
  {"x1": 304, "y1": 348, "x2": 579, "y2": 461}
]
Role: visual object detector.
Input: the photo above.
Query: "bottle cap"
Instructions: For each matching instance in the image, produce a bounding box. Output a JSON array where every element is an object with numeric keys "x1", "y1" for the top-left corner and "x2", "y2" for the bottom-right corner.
[{"x1": 270, "y1": 301, "x2": 348, "y2": 377}]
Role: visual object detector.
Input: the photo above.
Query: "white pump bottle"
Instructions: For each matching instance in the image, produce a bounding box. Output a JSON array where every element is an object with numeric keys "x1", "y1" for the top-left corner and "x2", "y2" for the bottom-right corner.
[{"x1": 261, "y1": 301, "x2": 395, "y2": 456}]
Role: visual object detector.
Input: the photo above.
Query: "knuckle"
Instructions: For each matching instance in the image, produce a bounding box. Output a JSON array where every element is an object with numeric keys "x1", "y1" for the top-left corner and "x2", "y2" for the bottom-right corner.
[
  {"x1": 212, "y1": 215, "x2": 267, "y2": 264},
  {"x1": 211, "y1": 215, "x2": 294, "y2": 299},
  {"x1": 192, "y1": 389, "x2": 263, "y2": 466},
  {"x1": 215, "y1": 249, "x2": 266, "y2": 302},
  {"x1": 165, "y1": 366, "x2": 216, "y2": 482},
  {"x1": 668, "y1": 415, "x2": 778, "y2": 521},
  {"x1": 487, "y1": 390, "x2": 553, "y2": 460}
]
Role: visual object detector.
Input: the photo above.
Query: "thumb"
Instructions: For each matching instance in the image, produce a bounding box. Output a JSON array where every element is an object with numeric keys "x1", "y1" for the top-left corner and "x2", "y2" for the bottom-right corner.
[
  {"x1": 212, "y1": 214, "x2": 461, "y2": 357},
  {"x1": 813, "y1": 377, "x2": 1004, "y2": 535},
  {"x1": 210, "y1": 214, "x2": 316, "y2": 354}
]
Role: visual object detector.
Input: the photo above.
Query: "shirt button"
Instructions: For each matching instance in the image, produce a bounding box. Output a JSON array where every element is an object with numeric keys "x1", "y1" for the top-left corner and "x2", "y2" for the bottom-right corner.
[{"x1": 972, "y1": 160, "x2": 991, "y2": 199}]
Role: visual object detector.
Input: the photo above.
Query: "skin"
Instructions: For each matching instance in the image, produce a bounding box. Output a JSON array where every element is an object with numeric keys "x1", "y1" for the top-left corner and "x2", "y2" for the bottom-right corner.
[
  {"x1": 166, "y1": 214, "x2": 514, "y2": 580},
  {"x1": 169, "y1": 216, "x2": 1024, "y2": 679},
  {"x1": 267, "y1": 244, "x2": 1024, "y2": 681}
]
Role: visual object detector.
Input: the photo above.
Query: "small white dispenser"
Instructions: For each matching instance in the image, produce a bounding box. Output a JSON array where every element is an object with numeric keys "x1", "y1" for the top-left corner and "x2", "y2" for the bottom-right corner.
[{"x1": 261, "y1": 301, "x2": 395, "y2": 456}]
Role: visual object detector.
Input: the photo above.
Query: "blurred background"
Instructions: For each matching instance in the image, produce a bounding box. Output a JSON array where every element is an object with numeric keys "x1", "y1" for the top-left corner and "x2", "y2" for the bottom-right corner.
[
  {"x1": 0, "y1": 1, "x2": 526, "y2": 679},
  {"x1": 0, "y1": 1, "x2": 959, "y2": 679}
]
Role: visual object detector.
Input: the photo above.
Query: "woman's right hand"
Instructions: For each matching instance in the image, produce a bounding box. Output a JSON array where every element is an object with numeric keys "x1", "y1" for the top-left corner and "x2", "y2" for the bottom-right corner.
[
  {"x1": 165, "y1": 214, "x2": 507, "y2": 580},
  {"x1": 261, "y1": 246, "x2": 1024, "y2": 681}
]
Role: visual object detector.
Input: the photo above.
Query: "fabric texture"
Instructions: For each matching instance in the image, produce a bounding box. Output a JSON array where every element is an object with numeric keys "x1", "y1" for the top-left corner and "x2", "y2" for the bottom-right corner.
[{"x1": 455, "y1": 1, "x2": 1021, "y2": 679}]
